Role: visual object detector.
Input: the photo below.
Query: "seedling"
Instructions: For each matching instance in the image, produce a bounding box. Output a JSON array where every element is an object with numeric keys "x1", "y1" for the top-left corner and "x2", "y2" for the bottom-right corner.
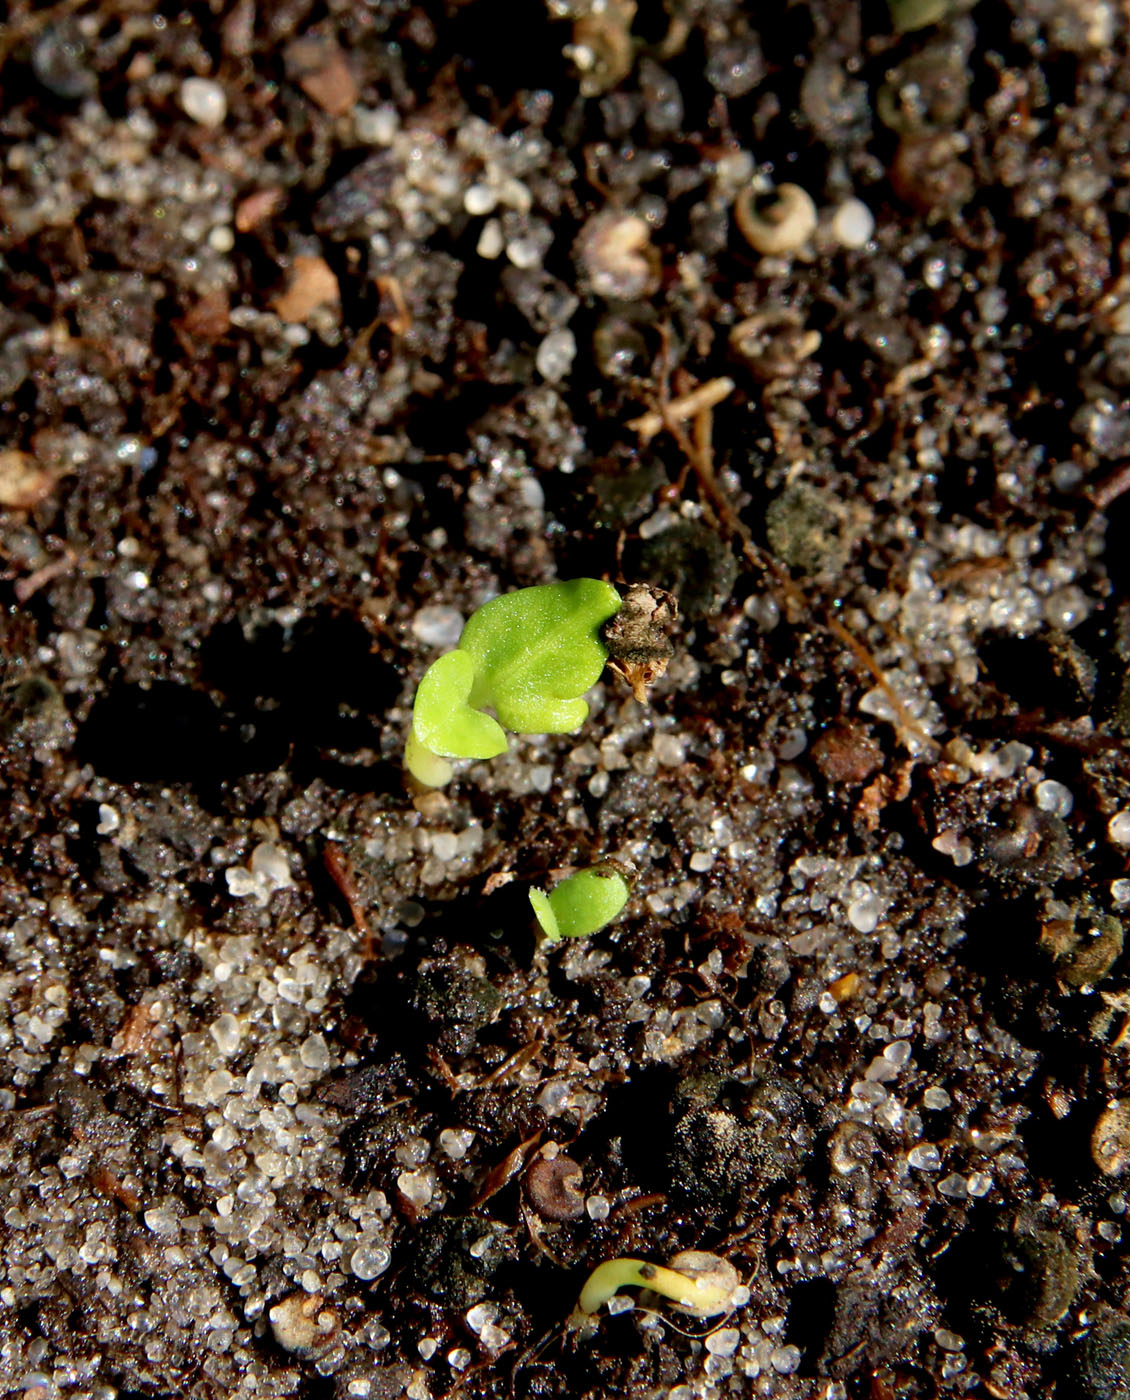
[
  {"x1": 529, "y1": 862, "x2": 631, "y2": 942},
  {"x1": 406, "y1": 579, "x2": 623, "y2": 787},
  {"x1": 569, "y1": 1250, "x2": 741, "y2": 1329}
]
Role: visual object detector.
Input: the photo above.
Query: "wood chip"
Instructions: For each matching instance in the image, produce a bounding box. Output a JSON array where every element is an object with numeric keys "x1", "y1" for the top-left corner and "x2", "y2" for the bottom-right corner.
[
  {"x1": 236, "y1": 186, "x2": 284, "y2": 233},
  {"x1": 472, "y1": 1132, "x2": 542, "y2": 1209},
  {"x1": 273, "y1": 255, "x2": 340, "y2": 323},
  {"x1": 286, "y1": 37, "x2": 358, "y2": 117},
  {"x1": 828, "y1": 971, "x2": 861, "y2": 1002}
]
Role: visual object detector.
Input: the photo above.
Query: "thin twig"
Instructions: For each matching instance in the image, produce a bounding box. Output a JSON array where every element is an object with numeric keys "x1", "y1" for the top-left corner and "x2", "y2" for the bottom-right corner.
[{"x1": 641, "y1": 356, "x2": 939, "y2": 756}]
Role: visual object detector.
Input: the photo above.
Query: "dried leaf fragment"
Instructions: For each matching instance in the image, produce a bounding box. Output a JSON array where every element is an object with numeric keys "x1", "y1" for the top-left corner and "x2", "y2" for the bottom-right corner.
[
  {"x1": 602, "y1": 583, "x2": 678, "y2": 702},
  {"x1": 285, "y1": 36, "x2": 358, "y2": 116},
  {"x1": 0, "y1": 449, "x2": 57, "y2": 510},
  {"x1": 811, "y1": 723, "x2": 883, "y2": 785}
]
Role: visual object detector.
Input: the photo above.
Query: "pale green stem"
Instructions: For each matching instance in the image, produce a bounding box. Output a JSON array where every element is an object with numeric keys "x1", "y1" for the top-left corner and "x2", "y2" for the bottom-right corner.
[
  {"x1": 405, "y1": 726, "x2": 453, "y2": 788},
  {"x1": 572, "y1": 1257, "x2": 733, "y2": 1325}
]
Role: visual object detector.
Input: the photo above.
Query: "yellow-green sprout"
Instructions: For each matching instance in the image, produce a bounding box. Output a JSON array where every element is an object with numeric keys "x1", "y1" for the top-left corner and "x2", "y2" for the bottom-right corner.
[
  {"x1": 407, "y1": 579, "x2": 622, "y2": 787},
  {"x1": 570, "y1": 1251, "x2": 742, "y2": 1330},
  {"x1": 529, "y1": 863, "x2": 631, "y2": 942}
]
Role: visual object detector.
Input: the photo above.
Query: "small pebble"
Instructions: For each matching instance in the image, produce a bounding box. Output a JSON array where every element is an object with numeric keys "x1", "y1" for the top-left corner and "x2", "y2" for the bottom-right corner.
[
  {"x1": 1044, "y1": 585, "x2": 1089, "y2": 630},
  {"x1": 638, "y1": 507, "x2": 677, "y2": 540},
  {"x1": 181, "y1": 76, "x2": 228, "y2": 128},
  {"x1": 438, "y1": 1128, "x2": 474, "y2": 1159},
  {"x1": 507, "y1": 238, "x2": 542, "y2": 270},
  {"x1": 210, "y1": 1013, "x2": 241, "y2": 1056},
  {"x1": 744, "y1": 592, "x2": 780, "y2": 631},
  {"x1": 812, "y1": 723, "x2": 883, "y2": 785},
  {"x1": 354, "y1": 104, "x2": 398, "y2": 144},
  {"x1": 350, "y1": 1242, "x2": 391, "y2": 1281},
  {"x1": 397, "y1": 1170, "x2": 433, "y2": 1207},
  {"x1": 1036, "y1": 780, "x2": 1073, "y2": 817},
  {"x1": 479, "y1": 1321, "x2": 512, "y2": 1351},
  {"x1": 938, "y1": 1174, "x2": 968, "y2": 1199},
  {"x1": 431, "y1": 831, "x2": 458, "y2": 861},
  {"x1": 537, "y1": 1080, "x2": 570, "y2": 1115},
  {"x1": 536, "y1": 328, "x2": 577, "y2": 383},
  {"x1": 477, "y1": 219, "x2": 504, "y2": 259},
  {"x1": 770, "y1": 1344, "x2": 802, "y2": 1374},
  {"x1": 465, "y1": 1303, "x2": 496, "y2": 1335},
  {"x1": 226, "y1": 842, "x2": 294, "y2": 907},
  {"x1": 847, "y1": 893, "x2": 882, "y2": 934},
  {"x1": 831, "y1": 198, "x2": 875, "y2": 249},
  {"x1": 143, "y1": 1204, "x2": 180, "y2": 1236},
  {"x1": 777, "y1": 727, "x2": 807, "y2": 760},
  {"x1": 32, "y1": 21, "x2": 94, "y2": 100},
  {"x1": 1108, "y1": 811, "x2": 1130, "y2": 846},
  {"x1": 300, "y1": 1034, "x2": 329, "y2": 1071},
  {"x1": 706, "y1": 1328, "x2": 741, "y2": 1356},
  {"x1": 412, "y1": 605, "x2": 464, "y2": 648},
  {"x1": 653, "y1": 732, "x2": 686, "y2": 766},
  {"x1": 464, "y1": 183, "x2": 497, "y2": 216}
]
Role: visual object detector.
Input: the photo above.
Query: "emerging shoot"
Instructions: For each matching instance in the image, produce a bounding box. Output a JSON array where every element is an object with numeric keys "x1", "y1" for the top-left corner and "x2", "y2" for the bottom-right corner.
[
  {"x1": 529, "y1": 862, "x2": 632, "y2": 942},
  {"x1": 570, "y1": 1251, "x2": 742, "y2": 1330},
  {"x1": 406, "y1": 579, "x2": 623, "y2": 787}
]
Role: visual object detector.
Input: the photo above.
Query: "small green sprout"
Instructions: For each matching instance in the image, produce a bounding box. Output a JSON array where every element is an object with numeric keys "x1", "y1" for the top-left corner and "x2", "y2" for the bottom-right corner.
[
  {"x1": 406, "y1": 579, "x2": 622, "y2": 787},
  {"x1": 569, "y1": 1250, "x2": 741, "y2": 1330},
  {"x1": 529, "y1": 862, "x2": 631, "y2": 942}
]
